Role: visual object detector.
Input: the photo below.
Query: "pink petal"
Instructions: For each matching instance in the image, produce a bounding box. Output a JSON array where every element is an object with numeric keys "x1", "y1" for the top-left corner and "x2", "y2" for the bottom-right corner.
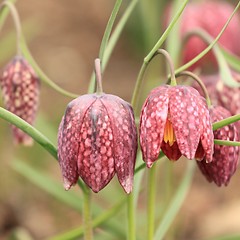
[
  {"x1": 58, "y1": 94, "x2": 96, "y2": 190},
  {"x1": 161, "y1": 141, "x2": 182, "y2": 161},
  {"x1": 198, "y1": 94, "x2": 214, "y2": 162},
  {"x1": 140, "y1": 86, "x2": 169, "y2": 167},
  {"x1": 103, "y1": 95, "x2": 137, "y2": 194},
  {"x1": 77, "y1": 97, "x2": 115, "y2": 193},
  {"x1": 169, "y1": 86, "x2": 201, "y2": 159}
]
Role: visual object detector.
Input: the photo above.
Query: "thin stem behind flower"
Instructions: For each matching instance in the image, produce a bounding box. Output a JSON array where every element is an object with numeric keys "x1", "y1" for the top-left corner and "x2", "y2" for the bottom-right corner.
[
  {"x1": 0, "y1": 0, "x2": 22, "y2": 55},
  {"x1": 147, "y1": 164, "x2": 157, "y2": 240},
  {"x1": 83, "y1": 188, "x2": 93, "y2": 240},
  {"x1": 176, "y1": 71, "x2": 211, "y2": 106}
]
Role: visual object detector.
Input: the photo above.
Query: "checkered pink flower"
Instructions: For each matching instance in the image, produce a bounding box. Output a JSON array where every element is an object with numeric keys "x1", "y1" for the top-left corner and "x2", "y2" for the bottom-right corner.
[
  {"x1": 58, "y1": 93, "x2": 137, "y2": 193},
  {"x1": 140, "y1": 85, "x2": 214, "y2": 167},
  {"x1": 197, "y1": 106, "x2": 240, "y2": 186},
  {"x1": 0, "y1": 56, "x2": 40, "y2": 145}
]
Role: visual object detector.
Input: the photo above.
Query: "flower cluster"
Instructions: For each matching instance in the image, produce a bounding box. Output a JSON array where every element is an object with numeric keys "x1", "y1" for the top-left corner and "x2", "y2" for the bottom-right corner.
[{"x1": 57, "y1": 54, "x2": 239, "y2": 193}]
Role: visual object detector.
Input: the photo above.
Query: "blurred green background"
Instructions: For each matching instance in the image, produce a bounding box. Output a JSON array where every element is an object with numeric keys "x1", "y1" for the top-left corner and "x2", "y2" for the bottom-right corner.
[{"x1": 1, "y1": 0, "x2": 240, "y2": 239}]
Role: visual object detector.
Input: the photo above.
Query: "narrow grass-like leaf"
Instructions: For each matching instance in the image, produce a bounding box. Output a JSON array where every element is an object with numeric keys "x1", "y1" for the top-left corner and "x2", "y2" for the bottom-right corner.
[
  {"x1": 154, "y1": 161, "x2": 195, "y2": 240},
  {"x1": 174, "y1": 1, "x2": 240, "y2": 75},
  {"x1": 11, "y1": 159, "x2": 82, "y2": 212},
  {"x1": 0, "y1": 0, "x2": 16, "y2": 30},
  {"x1": 48, "y1": 199, "x2": 126, "y2": 240},
  {"x1": 88, "y1": 0, "x2": 123, "y2": 93},
  {"x1": 88, "y1": 0, "x2": 139, "y2": 93},
  {"x1": 207, "y1": 235, "x2": 240, "y2": 240},
  {"x1": 0, "y1": 107, "x2": 57, "y2": 159},
  {"x1": 221, "y1": 48, "x2": 240, "y2": 72}
]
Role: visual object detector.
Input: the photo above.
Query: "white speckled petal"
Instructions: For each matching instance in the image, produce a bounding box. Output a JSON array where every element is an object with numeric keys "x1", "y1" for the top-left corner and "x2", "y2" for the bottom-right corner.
[
  {"x1": 103, "y1": 95, "x2": 138, "y2": 194},
  {"x1": 58, "y1": 94, "x2": 96, "y2": 190},
  {"x1": 77, "y1": 97, "x2": 115, "y2": 193},
  {"x1": 140, "y1": 85, "x2": 169, "y2": 167},
  {"x1": 169, "y1": 86, "x2": 201, "y2": 160}
]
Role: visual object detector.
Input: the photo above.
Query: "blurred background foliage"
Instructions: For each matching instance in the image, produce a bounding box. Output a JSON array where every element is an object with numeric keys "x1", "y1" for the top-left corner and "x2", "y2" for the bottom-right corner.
[{"x1": 0, "y1": 0, "x2": 240, "y2": 239}]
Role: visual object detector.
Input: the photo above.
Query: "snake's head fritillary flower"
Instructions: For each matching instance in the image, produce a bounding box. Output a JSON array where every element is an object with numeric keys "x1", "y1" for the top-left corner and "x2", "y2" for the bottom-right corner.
[
  {"x1": 140, "y1": 85, "x2": 214, "y2": 168},
  {"x1": 58, "y1": 93, "x2": 137, "y2": 193},
  {"x1": 0, "y1": 56, "x2": 40, "y2": 145},
  {"x1": 197, "y1": 106, "x2": 240, "y2": 186}
]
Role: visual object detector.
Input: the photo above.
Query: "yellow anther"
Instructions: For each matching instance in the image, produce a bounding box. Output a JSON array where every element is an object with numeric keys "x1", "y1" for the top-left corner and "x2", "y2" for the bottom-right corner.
[{"x1": 163, "y1": 119, "x2": 176, "y2": 146}]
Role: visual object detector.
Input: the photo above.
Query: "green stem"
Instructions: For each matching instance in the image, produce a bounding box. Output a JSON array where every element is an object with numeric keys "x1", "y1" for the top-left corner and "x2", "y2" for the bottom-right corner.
[
  {"x1": 176, "y1": 71, "x2": 211, "y2": 106},
  {"x1": 154, "y1": 162, "x2": 195, "y2": 240},
  {"x1": 0, "y1": 0, "x2": 16, "y2": 30},
  {"x1": 49, "y1": 199, "x2": 125, "y2": 240},
  {"x1": 183, "y1": 29, "x2": 239, "y2": 88},
  {"x1": 95, "y1": 58, "x2": 103, "y2": 94},
  {"x1": 0, "y1": 107, "x2": 57, "y2": 159},
  {"x1": 0, "y1": 1, "x2": 78, "y2": 98},
  {"x1": 88, "y1": 0, "x2": 123, "y2": 93},
  {"x1": 20, "y1": 38, "x2": 79, "y2": 98},
  {"x1": 212, "y1": 114, "x2": 240, "y2": 131},
  {"x1": 174, "y1": 1, "x2": 240, "y2": 75},
  {"x1": 127, "y1": 193, "x2": 135, "y2": 240},
  {"x1": 99, "y1": 0, "x2": 122, "y2": 61},
  {"x1": 102, "y1": 0, "x2": 138, "y2": 71},
  {"x1": 131, "y1": 0, "x2": 189, "y2": 109},
  {"x1": 131, "y1": 62, "x2": 148, "y2": 111},
  {"x1": 144, "y1": 0, "x2": 189, "y2": 63},
  {"x1": 214, "y1": 139, "x2": 240, "y2": 147},
  {"x1": 156, "y1": 49, "x2": 176, "y2": 86},
  {"x1": 83, "y1": 188, "x2": 93, "y2": 240},
  {"x1": 147, "y1": 164, "x2": 156, "y2": 240},
  {"x1": 0, "y1": 0, "x2": 22, "y2": 55}
]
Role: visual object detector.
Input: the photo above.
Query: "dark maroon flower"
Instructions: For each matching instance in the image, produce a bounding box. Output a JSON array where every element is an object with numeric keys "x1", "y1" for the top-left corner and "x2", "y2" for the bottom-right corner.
[
  {"x1": 0, "y1": 56, "x2": 40, "y2": 145},
  {"x1": 165, "y1": 1, "x2": 240, "y2": 70},
  {"x1": 197, "y1": 106, "x2": 240, "y2": 186},
  {"x1": 58, "y1": 93, "x2": 137, "y2": 193},
  {"x1": 140, "y1": 85, "x2": 214, "y2": 167},
  {"x1": 192, "y1": 72, "x2": 240, "y2": 117}
]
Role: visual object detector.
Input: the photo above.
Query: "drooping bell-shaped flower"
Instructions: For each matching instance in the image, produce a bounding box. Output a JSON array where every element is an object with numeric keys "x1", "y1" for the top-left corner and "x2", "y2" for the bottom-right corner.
[
  {"x1": 58, "y1": 59, "x2": 137, "y2": 193},
  {"x1": 140, "y1": 84, "x2": 214, "y2": 167},
  {"x1": 0, "y1": 56, "x2": 40, "y2": 145},
  {"x1": 197, "y1": 106, "x2": 240, "y2": 186}
]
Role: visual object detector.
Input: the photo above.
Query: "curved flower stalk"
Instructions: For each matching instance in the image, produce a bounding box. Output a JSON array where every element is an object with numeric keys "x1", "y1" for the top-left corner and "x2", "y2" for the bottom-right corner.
[
  {"x1": 193, "y1": 72, "x2": 240, "y2": 116},
  {"x1": 0, "y1": 56, "x2": 40, "y2": 145},
  {"x1": 58, "y1": 59, "x2": 137, "y2": 193},
  {"x1": 197, "y1": 106, "x2": 240, "y2": 186}
]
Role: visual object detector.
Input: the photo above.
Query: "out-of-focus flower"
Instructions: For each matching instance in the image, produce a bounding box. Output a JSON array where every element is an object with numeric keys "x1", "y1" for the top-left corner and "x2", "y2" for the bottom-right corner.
[
  {"x1": 58, "y1": 93, "x2": 137, "y2": 193},
  {"x1": 197, "y1": 106, "x2": 240, "y2": 186},
  {"x1": 165, "y1": 1, "x2": 240, "y2": 70},
  {"x1": 192, "y1": 72, "x2": 240, "y2": 116},
  {"x1": 0, "y1": 56, "x2": 40, "y2": 145},
  {"x1": 140, "y1": 85, "x2": 214, "y2": 167}
]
